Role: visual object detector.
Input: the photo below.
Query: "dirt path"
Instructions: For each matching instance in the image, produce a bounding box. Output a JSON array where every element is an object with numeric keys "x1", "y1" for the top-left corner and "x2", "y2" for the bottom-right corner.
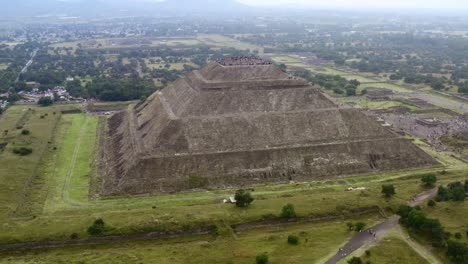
[{"x1": 324, "y1": 188, "x2": 438, "y2": 264}]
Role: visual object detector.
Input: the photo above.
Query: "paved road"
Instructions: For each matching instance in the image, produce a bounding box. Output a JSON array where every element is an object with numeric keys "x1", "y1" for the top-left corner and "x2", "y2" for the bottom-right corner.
[{"x1": 324, "y1": 188, "x2": 438, "y2": 264}]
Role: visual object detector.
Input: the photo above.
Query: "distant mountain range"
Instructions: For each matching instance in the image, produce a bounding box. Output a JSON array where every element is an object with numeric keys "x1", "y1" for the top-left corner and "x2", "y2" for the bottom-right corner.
[{"x1": 0, "y1": 0, "x2": 254, "y2": 18}]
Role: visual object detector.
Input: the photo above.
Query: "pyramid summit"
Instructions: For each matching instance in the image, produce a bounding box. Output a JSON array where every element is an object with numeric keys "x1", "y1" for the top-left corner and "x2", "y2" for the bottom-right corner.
[{"x1": 100, "y1": 57, "x2": 437, "y2": 195}]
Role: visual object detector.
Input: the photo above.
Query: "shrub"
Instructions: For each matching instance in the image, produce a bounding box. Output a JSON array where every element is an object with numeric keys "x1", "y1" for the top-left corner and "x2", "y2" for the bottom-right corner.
[
  {"x1": 454, "y1": 232, "x2": 462, "y2": 239},
  {"x1": 70, "y1": 233, "x2": 78, "y2": 239},
  {"x1": 281, "y1": 203, "x2": 296, "y2": 219},
  {"x1": 21, "y1": 129, "x2": 30, "y2": 135},
  {"x1": 256, "y1": 253, "x2": 269, "y2": 264},
  {"x1": 87, "y1": 218, "x2": 105, "y2": 236},
  {"x1": 421, "y1": 173, "x2": 437, "y2": 187},
  {"x1": 234, "y1": 189, "x2": 254, "y2": 208},
  {"x1": 355, "y1": 222, "x2": 366, "y2": 232},
  {"x1": 365, "y1": 250, "x2": 371, "y2": 257},
  {"x1": 38, "y1": 97, "x2": 53, "y2": 106},
  {"x1": 446, "y1": 240, "x2": 468, "y2": 263},
  {"x1": 427, "y1": 200, "x2": 436, "y2": 207},
  {"x1": 346, "y1": 222, "x2": 354, "y2": 231},
  {"x1": 347, "y1": 257, "x2": 363, "y2": 264},
  {"x1": 381, "y1": 184, "x2": 396, "y2": 197},
  {"x1": 13, "y1": 147, "x2": 33, "y2": 156},
  {"x1": 287, "y1": 235, "x2": 299, "y2": 245}
]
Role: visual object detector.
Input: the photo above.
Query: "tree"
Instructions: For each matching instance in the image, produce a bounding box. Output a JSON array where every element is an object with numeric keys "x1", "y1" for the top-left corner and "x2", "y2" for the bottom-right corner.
[
  {"x1": 38, "y1": 97, "x2": 53, "y2": 106},
  {"x1": 347, "y1": 257, "x2": 363, "y2": 264},
  {"x1": 355, "y1": 222, "x2": 366, "y2": 232},
  {"x1": 13, "y1": 147, "x2": 32, "y2": 156},
  {"x1": 281, "y1": 203, "x2": 296, "y2": 219},
  {"x1": 446, "y1": 240, "x2": 468, "y2": 263},
  {"x1": 421, "y1": 173, "x2": 437, "y2": 187},
  {"x1": 87, "y1": 218, "x2": 105, "y2": 236},
  {"x1": 256, "y1": 253, "x2": 269, "y2": 264},
  {"x1": 381, "y1": 184, "x2": 396, "y2": 198},
  {"x1": 234, "y1": 189, "x2": 254, "y2": 208},
  {"x1": 21, "y1": 129, "x2": 30, "y2": 135},
  {"x1": 287, "y1": 235, "x2": 299, "y2": 245},
  {"x1": 427, "y1": 200, "x2": 436, "y2": 207}
]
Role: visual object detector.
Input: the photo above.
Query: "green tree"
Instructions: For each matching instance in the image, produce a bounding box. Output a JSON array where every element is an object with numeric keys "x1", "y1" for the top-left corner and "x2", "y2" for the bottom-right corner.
[
  {"x1": 421, "y1": 173, "x2": 437, "y2": 187},
  {"x1": 38, "y1": 97, "x2": 53, "y2": 106},
  {"x1": 281, "y1": 203, "x2": 296, "y2": 219},
  {"x1": 87, "y1": 218, "x2": 105, "y2": 236},
  {"x1": 427, "y1": 200, "x2": 436, "y2": 207},
  {"x1": 234, "y1": 189, "x2": 254, "y2": 208},
  {"x1": 355, "y1": 222, "x2": 366, "y2": 232},
  {"x1": 256, "y1": 253, "x2": 269, "y2": 264},
  {"x1": 446, "y1": 240, "x2": 468, "y2": 263},
  {"x1": 287, "y1": 235, "x2": 299, "y2": 245},
  {"x1": 381, "y1": 184, "x2": 396, "y2": 198},
  {"x1": 347, "y1": 256, "x2": 363, "y2": 264},
  {"x1": 12, "y1": 147, "x2": 32, "y2": 156}
]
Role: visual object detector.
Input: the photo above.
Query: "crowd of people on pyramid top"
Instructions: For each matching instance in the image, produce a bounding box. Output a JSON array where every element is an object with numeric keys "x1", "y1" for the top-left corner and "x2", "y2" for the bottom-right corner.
[{"x1": 216, "y1": 56, "x2": 272, "y2": 66}]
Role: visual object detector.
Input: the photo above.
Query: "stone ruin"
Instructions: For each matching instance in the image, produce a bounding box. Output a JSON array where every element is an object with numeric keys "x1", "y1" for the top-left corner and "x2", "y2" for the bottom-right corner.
[{"x1": 100, "y1": 60, "x2": 438, "y2": 195}]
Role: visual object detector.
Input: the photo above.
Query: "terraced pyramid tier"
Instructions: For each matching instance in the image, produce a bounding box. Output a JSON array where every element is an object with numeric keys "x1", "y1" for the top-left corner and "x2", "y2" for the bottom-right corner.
[{"x1": 100, "y1": 61, "x2": 437, "y2": 195}]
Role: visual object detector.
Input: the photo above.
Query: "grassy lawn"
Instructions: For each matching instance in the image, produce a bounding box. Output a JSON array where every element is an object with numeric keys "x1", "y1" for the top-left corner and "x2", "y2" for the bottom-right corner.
[
  {"x1": 424, "y1": 201, "x2": 468, "y2": 244},
  {"x1": 0, "y1": 105, "x2": 63, "y2": 218},
  {"x1": 0, "y1": 213, "x2": 383, "y2": 264},
  {"x1": 358, "y1": 235, "x2": 430, "y2": 264},
  {"x1": 197, "y1": 34, "x2": 263, "y2": 53},
  {"x1": 360, "y1": 82, "x2": 414, "y2": 93}
]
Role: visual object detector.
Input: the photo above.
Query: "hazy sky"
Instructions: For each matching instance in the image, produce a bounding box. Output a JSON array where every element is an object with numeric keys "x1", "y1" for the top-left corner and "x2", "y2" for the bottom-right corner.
[{"x1": 237, "y1": 0, "x2": 468, "y2": 9}]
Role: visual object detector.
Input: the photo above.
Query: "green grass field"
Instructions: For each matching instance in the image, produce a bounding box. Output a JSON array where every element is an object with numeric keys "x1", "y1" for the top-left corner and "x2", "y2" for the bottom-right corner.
[
  {"x1": 424, "y1": 201, "x2": 468, "y2": 244},
  {"x1": 197, "y1": 34, "x2": 263, "y2": 53},
  {"x1": 0, "y1": 213, "x2": 383, "y2": 264},
  {"x1": 358, "y1": 235, "x2": 430, "y2": 264}
]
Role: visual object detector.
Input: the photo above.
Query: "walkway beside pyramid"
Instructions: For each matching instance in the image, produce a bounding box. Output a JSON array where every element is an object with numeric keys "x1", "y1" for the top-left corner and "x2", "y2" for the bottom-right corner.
[{"x1": 100, "y1": 57, "x2": 437, "y2": 195}]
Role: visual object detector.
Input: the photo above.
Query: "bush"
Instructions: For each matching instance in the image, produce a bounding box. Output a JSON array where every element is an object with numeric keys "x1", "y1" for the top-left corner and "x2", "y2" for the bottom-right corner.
[
  {"x1": 281, "y1": 203, "x2": 296, "y2": 219},
  {"x1": 355, "y1": 222, "x2": 366, "y2": 232},
  {"x1": 256, "y1": 253, "x2": 269, "y2": 264},
  {"x1": 38, "y1": 97, "x2": 53, "y2": 106},
  {"x1": 427, "y1": 200, "x2": 436, "y2": 207},
  {"x1": 421, "y1": 173, "x2": 437, "y2": 187},
  {"x1": 347, "y1": 256, "x2": 363, "y2": 264},
  {"x1": 13, "y1": 147, "x2": 33, "y2": 156},
  {"x1": 454, "y1": 232, "x2": 462, "y2": 239},
  {"x1": 287, "y1": 235, "x2": 299, "y2": 245},
  {"x1": 446, "y1": 240, "x2": 468, "y2": 263},
  {"x1": 21, "y1": 129, "x2": 30, "y2": 135},
  {"x1": 381, "y1": 184, "x2": 396, "y2": 197},
  {"x1": 87, "y1": 218, "x2": 105, "y2": 236},
  {"x1": 365, "y1": 250, "x2": 371, "y2": 257},
  {"x1": 70, "y1": 233, "x2": 78, "y2": 239},
  {"x1": 234, "y1": 189, "x2": 254, "y2": 208}
]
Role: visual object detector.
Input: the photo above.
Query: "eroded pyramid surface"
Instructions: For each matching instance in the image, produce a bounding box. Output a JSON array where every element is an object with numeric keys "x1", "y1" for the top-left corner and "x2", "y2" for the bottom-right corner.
[{"x1": 100, "y1": 58, "x2": 437, "y2": 195}]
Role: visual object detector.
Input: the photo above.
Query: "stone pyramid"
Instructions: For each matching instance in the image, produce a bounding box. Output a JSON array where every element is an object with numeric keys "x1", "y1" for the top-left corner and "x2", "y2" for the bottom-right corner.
[{"x1": 101, "y1": 58, "x2": 437, "y2": 195}]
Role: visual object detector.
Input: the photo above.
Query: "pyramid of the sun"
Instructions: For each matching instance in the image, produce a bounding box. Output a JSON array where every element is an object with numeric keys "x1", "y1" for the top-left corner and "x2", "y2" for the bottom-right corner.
[{"x1": 101, "y1": 58, "x2": 437, "y2": 195}]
